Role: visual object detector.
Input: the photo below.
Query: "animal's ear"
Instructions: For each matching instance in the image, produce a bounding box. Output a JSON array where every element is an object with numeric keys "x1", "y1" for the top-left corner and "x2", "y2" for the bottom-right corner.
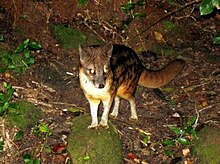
[
  {"x1": 79, "y1": 45, "x2": 86, "y2": 62},
  {"x1": 79, "y1": 45, "x2": 83, "y2": 59},
  {"x1": 103, "y1": 44, "x2": 113, "y2": 58}
]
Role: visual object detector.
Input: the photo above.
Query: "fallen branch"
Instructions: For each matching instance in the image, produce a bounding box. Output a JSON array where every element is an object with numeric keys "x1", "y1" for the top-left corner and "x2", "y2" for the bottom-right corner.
[{"x1": 134, "y1": 0, "x2": 202, "y2": 38}]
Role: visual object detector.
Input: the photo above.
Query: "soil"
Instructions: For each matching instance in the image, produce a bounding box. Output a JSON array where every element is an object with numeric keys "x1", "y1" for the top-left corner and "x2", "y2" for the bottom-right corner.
[{"x1": 0, "y1": 0, "x2": 220, "y2": 163}]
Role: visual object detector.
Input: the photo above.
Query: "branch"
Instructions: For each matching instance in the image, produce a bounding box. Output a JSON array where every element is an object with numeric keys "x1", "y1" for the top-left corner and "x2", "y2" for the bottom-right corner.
[{"x1": 135, "y1": 0, "x2": 202, "y2": 38}]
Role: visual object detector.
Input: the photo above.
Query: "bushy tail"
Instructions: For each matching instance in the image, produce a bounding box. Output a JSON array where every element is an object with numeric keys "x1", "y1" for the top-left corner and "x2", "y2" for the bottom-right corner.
[{"x1": 138, "y1": 59, "x2": 185, "y2": 88}]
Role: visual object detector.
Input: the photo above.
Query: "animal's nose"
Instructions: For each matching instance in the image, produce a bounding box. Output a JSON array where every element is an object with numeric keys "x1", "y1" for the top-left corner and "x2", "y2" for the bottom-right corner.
[{"x1": 98, "y1": 84, "x2": 105, "y2": 89}]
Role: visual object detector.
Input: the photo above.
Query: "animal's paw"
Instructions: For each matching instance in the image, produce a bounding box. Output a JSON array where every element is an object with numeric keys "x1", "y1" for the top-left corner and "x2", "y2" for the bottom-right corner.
[
  {"x1": 99, "y1": 120, "x2": 109, "y2": 129},
  {"x1": 88, "y1": 124, "x2": 99, "y2": 129},
  {"x1": 129, "y1": 116, "x2": 138, "y2": 122},
  {"x1": 109, "y1": 113, "x2": 118, "y2": 119}
]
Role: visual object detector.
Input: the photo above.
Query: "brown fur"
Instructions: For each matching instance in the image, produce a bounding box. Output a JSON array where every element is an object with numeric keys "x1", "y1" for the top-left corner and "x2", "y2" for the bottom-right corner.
[{"x1": 79, "y1": 44, "x2": 185, "y2": 128}]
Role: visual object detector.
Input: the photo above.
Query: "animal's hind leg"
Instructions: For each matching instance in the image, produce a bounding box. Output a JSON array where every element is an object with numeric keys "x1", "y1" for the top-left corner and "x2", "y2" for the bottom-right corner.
[
  {"x1": 110, "y1": 96, "x2": 120, "y2": 118},
  {"x1": 127, "y1": 96, "x2": 138, "y2": 120}
]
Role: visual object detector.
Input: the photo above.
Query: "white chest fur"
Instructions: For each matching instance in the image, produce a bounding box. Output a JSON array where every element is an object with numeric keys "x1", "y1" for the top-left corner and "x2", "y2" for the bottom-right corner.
[{"x1": 79, "y1": 71, "x2": 111, "y2": 100}]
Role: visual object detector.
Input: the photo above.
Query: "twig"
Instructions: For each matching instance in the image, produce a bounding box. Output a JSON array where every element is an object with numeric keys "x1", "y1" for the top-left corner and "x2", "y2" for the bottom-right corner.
[{"x1": 134, "y1": 0, "x2": 201, "y2": 38}]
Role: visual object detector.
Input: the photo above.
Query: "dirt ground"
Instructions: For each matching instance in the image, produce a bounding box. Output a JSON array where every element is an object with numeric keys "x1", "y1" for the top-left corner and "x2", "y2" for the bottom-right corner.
[{"x1": 0, "y1": 0, "x2": 220, "y2": 163}]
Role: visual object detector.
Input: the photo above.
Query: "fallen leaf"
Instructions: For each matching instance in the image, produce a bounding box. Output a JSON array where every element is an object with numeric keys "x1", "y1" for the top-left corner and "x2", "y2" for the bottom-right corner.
[
  {"x1": 52, "y1": 143, "x2": 66, "y2": 154},
  {"x1": 154, "y1": 31, "x2": 165, "y2": 43},
  {"x1": 127, "y1": 152, "x2": 137, "y2": 160},
  {"x1": 182, "y1": 148, "x2": 190, "y2": 156}
]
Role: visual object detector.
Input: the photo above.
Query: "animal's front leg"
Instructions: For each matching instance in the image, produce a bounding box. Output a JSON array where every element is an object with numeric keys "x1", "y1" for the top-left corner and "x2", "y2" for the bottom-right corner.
[
  {"x1": 88, "y1": 99, "x2": 100, "y2": 129},
  {"x1": 99, "y1": 98, "x2": 113, "y2": 128}
]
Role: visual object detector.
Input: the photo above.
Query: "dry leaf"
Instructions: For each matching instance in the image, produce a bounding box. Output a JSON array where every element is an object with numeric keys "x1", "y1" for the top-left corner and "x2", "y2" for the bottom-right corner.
[
  {"x1": 154, "y1": 31, "x2": 165, "y2": 43},
  {"x1": 182, "y1": 148, "x2": 190, "y2": 157}
]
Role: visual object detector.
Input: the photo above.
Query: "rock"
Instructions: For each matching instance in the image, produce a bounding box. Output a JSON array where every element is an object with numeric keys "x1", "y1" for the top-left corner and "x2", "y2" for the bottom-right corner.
[
  {"x1": 193, "y1": 126, "x2": 220, "y2": 164},
  {"x1": 67, "y1": 115, "x2": 122, "y2": 164}
]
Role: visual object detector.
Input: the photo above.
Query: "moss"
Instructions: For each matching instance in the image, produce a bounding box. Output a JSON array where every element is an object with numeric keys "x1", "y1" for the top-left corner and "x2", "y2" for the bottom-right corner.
[
  {"x1": 52, "y1": 24, "x2": 87, "y2": 49},
  {"x1": 67, "y1": 115, "x2": 122, "y2": 164},
  {"x1": 153, "y1": 45, "x2": 177, "y2": 57},
  {"x1": 193, "y1": 126, "x2": 220, "y2": 164},
  {"x1": 6, "y1": 101, "x2": 42, "y2": 129},
  {"x1": 51, "y1": 24, "x2": 102, "y2": 50}
]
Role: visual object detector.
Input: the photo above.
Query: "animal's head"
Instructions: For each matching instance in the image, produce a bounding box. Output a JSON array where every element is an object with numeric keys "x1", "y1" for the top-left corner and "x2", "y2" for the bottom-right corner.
[{"x1": 79, "y1": 44, "x2": 113, "y2": 89}]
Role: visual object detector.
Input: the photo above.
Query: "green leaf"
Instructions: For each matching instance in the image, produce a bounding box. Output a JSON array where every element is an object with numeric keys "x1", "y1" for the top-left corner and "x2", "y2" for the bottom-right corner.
[
  {"x1": 127, "y1": 2, "x2": 135, "y2": 10},
  {"x1": 184, "y1": 116, "x2": 197, "y2": 128},
  {"x1": 77, "y1": 0, "x2": 88, "y2": 5},
  {"x1": 8, "y1": 102, "x2": 20, "y2": 110},
  {"x1": 28, "y1": 57, "x2": 35, "y2": 64},
  {"x1": 0, "y1": 141, "x2": 4, "y2": 152},
  {"x1": 3, "y1": 102, "x2": 9, "y2": 109},
  {"x1": 177, "y1": 137, "x2": 191, "y2": 145},
  {"x1": 14, "y1": 130, "x2": 24, "y2": 141},
  {"x1": 24, "y1": 50, "x2": 30, "y2": 58},
  {"x1": 0, "y1": 106, "x2": 5, "y2": 116},
  {"x1": 162, "y1": 139, "x2": 175, "y2": 146},
  {"x1": 0, "y1": 68, "x2": 7, "y2": 73},
  {"x1": 8, "y1": 65, "x2": 16, "y2": 69},
  {"x1": 83, "y1": 155, "x2": 90, "y2": 161},
  {"x1": 23, "y1": 39, "x2": 30, "y2": 48},
  {"x1": 164, "y1": 149, "x2": 173, "y2": 157},
  {"x1": 29, "y1": 42, "x2": 42, "y2": 50},
  {"x1": 15, "y1": 44, "x2": 25, "y2": 53},
  {"x1": 0, "y1": 34, "x2": 4, "y2": 42},
  {"x1": 213, "y1": 32, "x2": 220, "y2": 44},
  {"x1": 6, "y1": 88, "x2": 15, "y2": 102},
  {"x1": 23, "y1": 154, "x2": 33, "y2": 163},
  {"x1": 200, "y1": 0, "x2": 214, "y2": 15},
  {"x1": 0, "y1": 93, "x2": 6, "y2": 102},
  {"x1": 39, "y1": 124, "x2": 50, "y2": 133},
  {"x1": 33, "y1": 159, "x2": 41, "y2": 164},
  {"x1": 136, "y1": 0, "x2": 145, "y2": 6},
  {"x1": 212, "y1": 0, "x2": 220, "y2": 7},
  {"x1": 168, "y1": 125, "x2": 183, "y2": 135}
]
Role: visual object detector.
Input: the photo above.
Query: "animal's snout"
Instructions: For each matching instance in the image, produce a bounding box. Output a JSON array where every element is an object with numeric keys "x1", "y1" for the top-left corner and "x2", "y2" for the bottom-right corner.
[{"x1": 98, "y1": 84, "x2": 105, "y2": 89}]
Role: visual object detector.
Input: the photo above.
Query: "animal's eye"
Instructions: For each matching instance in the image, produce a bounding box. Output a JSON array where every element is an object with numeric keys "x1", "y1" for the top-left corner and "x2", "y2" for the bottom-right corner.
[
  {"x1": 87, "y1": 68, "x2": 95, "y2": 75},
  {"x1": 104, "y1": 67, "x2": 109, "y2": 73}
]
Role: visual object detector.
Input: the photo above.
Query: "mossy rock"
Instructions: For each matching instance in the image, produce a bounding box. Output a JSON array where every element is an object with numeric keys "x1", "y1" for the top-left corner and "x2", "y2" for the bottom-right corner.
[
  {"x1": 6, "y1": 101, "x2": 42, "y2": 129},
  {"x1": 51, "y1": 24, "x2": 102, "y2": 50},
  {"x1": 193, "y1": 126, "x2": 220, "y2": 164},
  {"x1": 67, "y1": 115, "x2": 122, "y2": 164}
]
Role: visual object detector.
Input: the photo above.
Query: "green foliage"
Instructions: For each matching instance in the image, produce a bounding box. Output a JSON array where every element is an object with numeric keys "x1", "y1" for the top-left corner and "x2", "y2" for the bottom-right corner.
[
  {"x1": 77, "y1": 0, "x2": 88, "y2": 5},
  {"x1": 163, "y1": 20, "x2": 177, "y2": 31},
  {"x1": 0, "y1": 82, "x2": 18, "y2": 116},
  {"x1": 33, "y1": 122, "x2": 52, "y2": 138},
  {"x1": 213, "y1": 31, "x2": 220, "y2": 44},
  {"x1": 0, "y1": 140, "x2": 4, "y2": 152},
  {"x1": 162, "y1": 116, "x2": 198, "y2": 156},
  {"x1": 0, "y1": 39, "x2": 42, "y2": 73},
  {"x1": 0, "y1": 34, "x2": 4, "y2": 42},
  {"x1": 14, "y1": 130, "x2": 24, "y2": 141},
  {"x1": 200, "y1": 0, "x2": 220, "y2": 15},
  {"x1": 23, "y1": 154, "x2": 40, "y2": 164},
  {"x1": 120, "y1": 0, "x2": 146, "y2": 28}
]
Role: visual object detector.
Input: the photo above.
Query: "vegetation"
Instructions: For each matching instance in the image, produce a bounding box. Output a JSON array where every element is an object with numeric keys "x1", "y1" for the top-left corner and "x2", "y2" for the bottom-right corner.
[
  {"x1": 199, "y1": 0, "x2": 220, "y2": 15},
  {"x1": 200, "y1": 0, "x2": 220, "y2": 44},
  {"x1": 120, "y1": 0, "x2": 146, "y2": 28},
  {"x1": 33, "y1": 121, "x2": 53, "y2": 138},
  {"x1": 162, "y1": 115, "x2": 198, "y2": 157},
  {"x1": 0, "y1": 82, "x2": 18, "y2": 116},
  {"x1": 23, "y1": 153, "x2": 40, "y2": 164},
  {"x1": 0, "y1": 39, "x2": 42, "y2": 73}
]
